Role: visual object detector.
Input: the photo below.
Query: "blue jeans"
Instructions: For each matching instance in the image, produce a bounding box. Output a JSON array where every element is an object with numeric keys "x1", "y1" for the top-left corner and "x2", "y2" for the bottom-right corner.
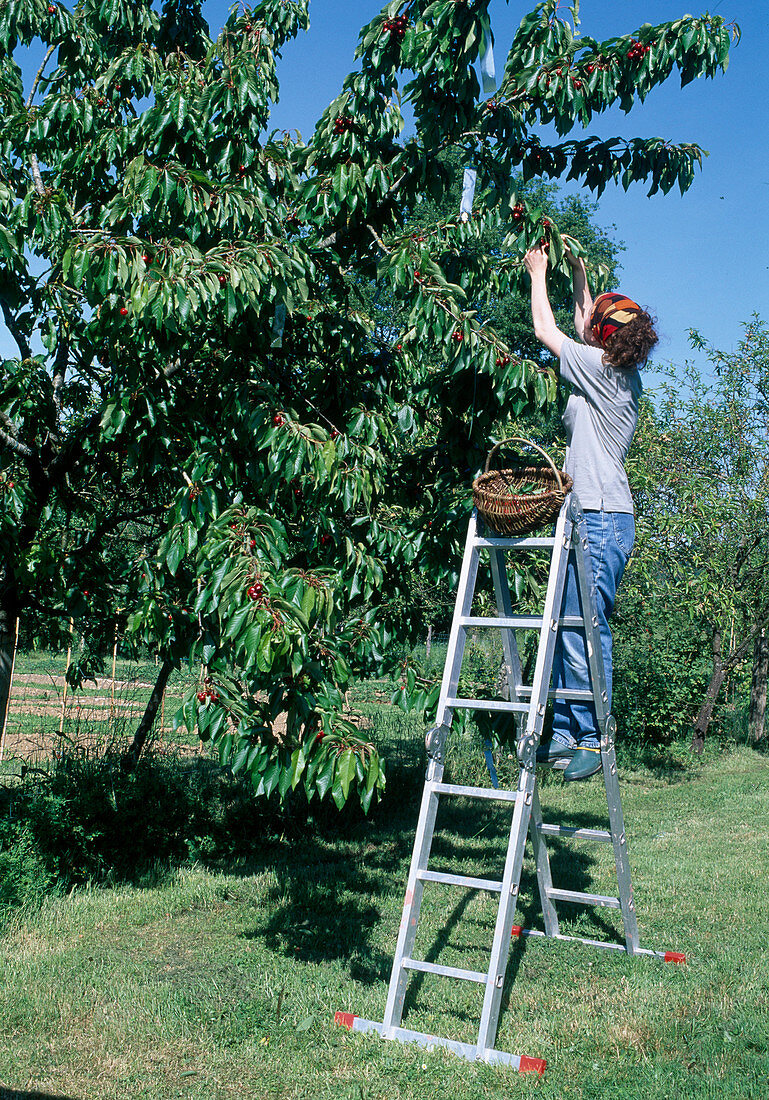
[{"x1": 551, "y1": 511, "x2": 635, "y2": 747}]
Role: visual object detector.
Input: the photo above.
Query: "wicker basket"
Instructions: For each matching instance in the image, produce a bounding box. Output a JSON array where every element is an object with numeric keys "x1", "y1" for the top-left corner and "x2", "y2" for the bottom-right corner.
[{"x1": 472, "y1": 437, "x2": 572, "y2": 536}]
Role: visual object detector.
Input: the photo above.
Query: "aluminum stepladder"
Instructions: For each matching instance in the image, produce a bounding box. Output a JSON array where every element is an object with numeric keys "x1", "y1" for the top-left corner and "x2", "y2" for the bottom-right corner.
[{"x1": 335, "y1": 492, "x2": 685, "y2": 1072}]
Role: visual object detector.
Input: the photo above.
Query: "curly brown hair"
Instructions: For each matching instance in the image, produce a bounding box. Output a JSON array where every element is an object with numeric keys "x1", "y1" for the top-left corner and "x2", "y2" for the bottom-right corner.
[{"x1": 602, "y1": 312, "x2": 658, "y2": 370}]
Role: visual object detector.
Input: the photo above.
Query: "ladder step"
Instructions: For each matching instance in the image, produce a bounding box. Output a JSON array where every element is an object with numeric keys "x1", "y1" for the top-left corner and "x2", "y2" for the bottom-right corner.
[
  {"x1": 474, "y1": 535, "x2": 556, "y2": 549},
  {"x1": 518, "y1": 687, "x2": 595, "y2": 701},
  {"x1": 445, "y1": 697, "x2": 529, "y2": 713},
  {"x1": 402, "y1": 957, "x2": 488, "y2": 984},
  {"x1": 537, "y1": 824, "x2": 612, "y2": 842},
  {"x1": 432, "y1": 781, "x2": 520, "y2": 803},
  {"x1": 459, "y1": 615, "x2": 584, "y2": 629},
  {"x1": 417, "y1": 869, "x2": 503, "y2": 893},
  {"x1": 546, "y1": 888, "x2": 621, "y2": 909}
]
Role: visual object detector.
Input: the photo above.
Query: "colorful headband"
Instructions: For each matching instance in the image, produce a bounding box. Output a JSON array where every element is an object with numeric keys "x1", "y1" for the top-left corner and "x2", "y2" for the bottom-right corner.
[{"x1": 589, "y1": 292, "x2": 642, "y2": 346}]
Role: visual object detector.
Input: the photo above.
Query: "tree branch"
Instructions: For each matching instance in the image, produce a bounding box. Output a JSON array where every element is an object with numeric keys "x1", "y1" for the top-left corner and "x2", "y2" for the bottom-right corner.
[
  {"x1": 25, "y1": 43, "x2": 57, "y2": 197},
  {"x1": 0, "y1": 300, "x2": 32, "y2": 359},
  {"x1": 51, "y1": 332, "x2": 69, "y2": 428},
  {"x1": 0, "y1": 424, "x2": 34, "y2": 460},
  {"x1": 25, "y1": 44, "x2": 56, "y2": 110}
]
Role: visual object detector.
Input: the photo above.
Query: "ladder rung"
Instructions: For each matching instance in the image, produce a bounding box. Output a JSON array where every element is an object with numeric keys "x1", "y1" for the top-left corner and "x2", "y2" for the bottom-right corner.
[
  {"x1": 402, "y1": 957, "x2": 488, "y2": 984},
  {"x1": 459, "y1": 615, "x2": 584, "y2": 629},
  {"x1": 446, "y1": 697, "x2": 529, "y2": 713},
  {"x1": 474, "y1": 535, "x2": 556, "y2": 549},
  {"x1": 432, "y1": 782, "x2": 520, "y2": 803},
  {"x1": 417, "y1": 869, "x2": 503, "y2": 893},
  {"x1": 517, "y1": 687, "x2": 595, "y2": 701},
  {"x1": 537, "y1": 824, "x2": 613, "y2": 843},
  {"x1": 546, "y1": 888, "x2": 621, "y2": 909}
]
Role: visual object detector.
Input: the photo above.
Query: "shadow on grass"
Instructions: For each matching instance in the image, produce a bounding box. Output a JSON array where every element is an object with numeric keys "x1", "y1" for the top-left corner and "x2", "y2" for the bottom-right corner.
[
  {"x1": 0, "y1": 1091, "x2": 79, "y2": 1100},
  {"x1": 239, "y1": 766, "x2": 426, "y2": 985},
  {"x1": 241, "y1": 781, "x2": 627, "y2": 1008}
]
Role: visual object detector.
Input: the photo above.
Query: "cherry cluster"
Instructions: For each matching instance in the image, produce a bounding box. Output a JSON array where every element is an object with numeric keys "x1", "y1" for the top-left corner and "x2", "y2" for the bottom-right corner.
[
  {"x1": 512, "y1": 203, "x2": 525, "y2": 223},
  {"x1": 627, "y1": 40, "x2": 651, "y2": 61},
  {"x1": 247, "y1": 580, "x2": 265, "y2": 602},
  {"x1": 495, "y1": 354, "x2": 512, "y2": 368},
  {"x1": 452, "y1": 330, "x2": 463, "y2": 344},
  {"x1": 197, "y1": 681, "x2": 220, "y2": 704},
  {"x1": 383, "y1": 15, "x2": 408, "y2": 41},
  {"x1": 333, "y1": 115, "x2": 355, "y2": 135}
]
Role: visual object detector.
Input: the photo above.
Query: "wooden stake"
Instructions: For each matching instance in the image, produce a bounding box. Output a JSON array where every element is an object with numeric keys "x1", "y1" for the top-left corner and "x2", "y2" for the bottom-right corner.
[
  {"x1": 59, "y1": 617, "x2": 74, "y2": 736},
  {"x1": 110, "y1": 620, "x2": 118, "y2": 734},
  {"x1": 0, "y1": 616, "x2": 20, "y2": 765}
]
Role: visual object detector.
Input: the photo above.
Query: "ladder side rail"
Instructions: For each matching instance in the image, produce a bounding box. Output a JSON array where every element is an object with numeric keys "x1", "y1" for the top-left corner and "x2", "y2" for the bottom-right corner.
[
  {"x1": 488, "y1": 547, "x2": 525, "y2": 706},
  {"x1": 517, "y1": 501, "x2": 574, "y2": 767},
  {"x1": 434, "y1": 512, "x2": 483, "y2": 734},
  {"x1": 571, "y1": 500, "x2": 640, "y2": 953},
  {"x1": 528, "y1": 785, "x2": 559, "y2": 937},
  {"x1": 475, "y1": 768, "x2": 537, "y2": 1056},
  {"x1": 381, "y1": 782, "x2": 443, "y2": 1035}
]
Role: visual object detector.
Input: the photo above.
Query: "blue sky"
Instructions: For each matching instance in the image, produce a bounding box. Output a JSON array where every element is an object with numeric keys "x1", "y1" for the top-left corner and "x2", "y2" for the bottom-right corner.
[
  {"x1": 4, "y1": 2, "x2": 767, "y2": 378},
  {"x1": 201, "y1": 0, "x2": 768, "y2": 377}
]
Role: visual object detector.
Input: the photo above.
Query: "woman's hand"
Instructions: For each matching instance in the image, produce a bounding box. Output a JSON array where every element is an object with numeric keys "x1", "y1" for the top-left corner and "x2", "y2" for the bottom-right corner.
[
  {"x1": 523, "y1": 245, "x2": 549, "y2": 278},
  {"x1": 562, "y1": 236, "x2": 586, "y2": 271}
]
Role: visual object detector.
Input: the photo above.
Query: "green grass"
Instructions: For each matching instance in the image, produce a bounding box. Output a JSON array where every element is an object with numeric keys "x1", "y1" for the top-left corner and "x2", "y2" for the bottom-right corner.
[{"x1": 1, "y1": 747, "x2": 767, "y2": 1099}]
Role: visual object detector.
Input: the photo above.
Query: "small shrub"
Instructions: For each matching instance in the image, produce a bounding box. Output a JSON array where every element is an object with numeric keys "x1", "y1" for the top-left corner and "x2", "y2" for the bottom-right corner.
[{"x1": 0, "y1": 819, "x2": 56, "y2": 928}]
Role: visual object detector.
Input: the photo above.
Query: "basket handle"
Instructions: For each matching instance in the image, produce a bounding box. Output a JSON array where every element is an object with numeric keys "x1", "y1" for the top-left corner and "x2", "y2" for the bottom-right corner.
[{"x1": 484, "y1": 436, "x2": 565, "y2": 492}]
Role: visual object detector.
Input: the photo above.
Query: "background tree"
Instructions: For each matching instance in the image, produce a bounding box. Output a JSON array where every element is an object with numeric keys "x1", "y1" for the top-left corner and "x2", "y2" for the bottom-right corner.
[
  {"x1": 0, "y1": 0, "x2": 739, "y2": 806},
  {"x1": 623, "y1": 318, "x2": 769, "y2": 752}
]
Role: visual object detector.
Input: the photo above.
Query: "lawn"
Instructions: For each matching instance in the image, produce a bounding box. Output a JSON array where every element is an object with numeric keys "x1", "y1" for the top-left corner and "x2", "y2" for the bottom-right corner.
[{"x1": 1, "y1": 745, "x2": 767, "y2": 1099}]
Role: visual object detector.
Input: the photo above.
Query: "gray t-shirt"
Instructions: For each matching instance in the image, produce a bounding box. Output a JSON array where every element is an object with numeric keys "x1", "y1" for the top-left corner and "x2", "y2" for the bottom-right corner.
[{"x1": 559, "y1": 337, "x2": 642, "y2": 513}]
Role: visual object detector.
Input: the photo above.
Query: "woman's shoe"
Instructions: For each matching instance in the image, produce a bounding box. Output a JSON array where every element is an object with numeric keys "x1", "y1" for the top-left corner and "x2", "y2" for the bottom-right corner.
[
  {"x1": 563, "y1": 746, "x2": 602, "y2": 781},
  {"x1": 536, "y1": 739, "x2": 576, "y2": 769}
]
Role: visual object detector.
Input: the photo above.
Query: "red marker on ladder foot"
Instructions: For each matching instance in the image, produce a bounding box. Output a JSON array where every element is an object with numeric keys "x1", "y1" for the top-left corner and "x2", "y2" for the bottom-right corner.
[
  {"x1": 511, "y1": 925, "x2": 523, "y2": 938},
  {"x1": 664, "y1": 951, "x2": 687, "y2": 965},
  {"x1": 518, "y1": 1055, "x2": 547, "y2": 1076},
  {"x1": 335, "y1": 1011, "x2": 356, "y2": 1029}
]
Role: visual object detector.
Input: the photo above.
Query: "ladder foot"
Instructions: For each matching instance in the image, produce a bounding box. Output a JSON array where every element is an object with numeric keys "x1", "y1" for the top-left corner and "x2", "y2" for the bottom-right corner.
[
  {"x1": 664, "y1": 951, "x2": 687, "y2": 965},
  {"x1": 519, "y1": 1055, "x2": 547, "y2": 1077}
]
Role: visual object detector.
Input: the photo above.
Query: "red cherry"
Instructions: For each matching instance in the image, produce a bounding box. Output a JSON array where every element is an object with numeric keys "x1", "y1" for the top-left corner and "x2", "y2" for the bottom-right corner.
[
  {"x1": 83, "y1": 590, "x2": 89, "y2": 597},
  {"x1": 250, "y1": 539, "x2": 256, "y2": 549},
  {"x1": 574, "y1": 80, "x2": 582, "y2": 89},
  {"x1": 273, "y1": 414, "x2": 284, "y2": 426},
  {"x1": 395, "y1": 344, "x2": 402, "y2": 351},
  {"x1": 452, "y1": 330, "x2": 463, "y2": 343},
  {"x1": 315, "y1": 731, "x2": 325, "y2": 743},
  {"x1": 119, "y1": 307, "x2": 128, "y2": 316},
  {"x1": 143, "y1": 254, "x2": 151, "y2": 263},
  {"x1": 218, "y1": 274, "x2": 227, "y2": 286},
  {"x1": 586, "y1": 64, "x2": 595, "y2": 74},
  {"x1": 48, "y1": 5, "x2": 55, "y2": 12},
  {"x1": 197, "y1": 691, "x2": 207, "y2": 703},
  {"x1": 331, "y1": 429, "x2": 339, "y2": 439}
]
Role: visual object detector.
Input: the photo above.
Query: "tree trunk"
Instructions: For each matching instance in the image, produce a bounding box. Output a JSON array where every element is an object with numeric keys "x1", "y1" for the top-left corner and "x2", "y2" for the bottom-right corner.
[
  {"x1": 121, "y1": 657, "x2": 175, "y2": 771},
  {"x1": 691, "y1": 628, "x2": 726, "y2": 755},
  {"x1": 748, "y1": 628, "x2": 768, "y2": 744}
]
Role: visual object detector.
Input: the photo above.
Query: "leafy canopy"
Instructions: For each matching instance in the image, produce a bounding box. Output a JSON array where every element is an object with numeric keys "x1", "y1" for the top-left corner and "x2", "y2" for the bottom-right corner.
[{"x1": 0, "y1": 0, "x2": 739, "y2": 808}]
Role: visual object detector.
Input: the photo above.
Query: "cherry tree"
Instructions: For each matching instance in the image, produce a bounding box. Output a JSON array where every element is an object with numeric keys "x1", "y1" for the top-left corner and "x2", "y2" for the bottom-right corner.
[{"x1": 0, "y1": 0, "x2": 738, "y2": 806}]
